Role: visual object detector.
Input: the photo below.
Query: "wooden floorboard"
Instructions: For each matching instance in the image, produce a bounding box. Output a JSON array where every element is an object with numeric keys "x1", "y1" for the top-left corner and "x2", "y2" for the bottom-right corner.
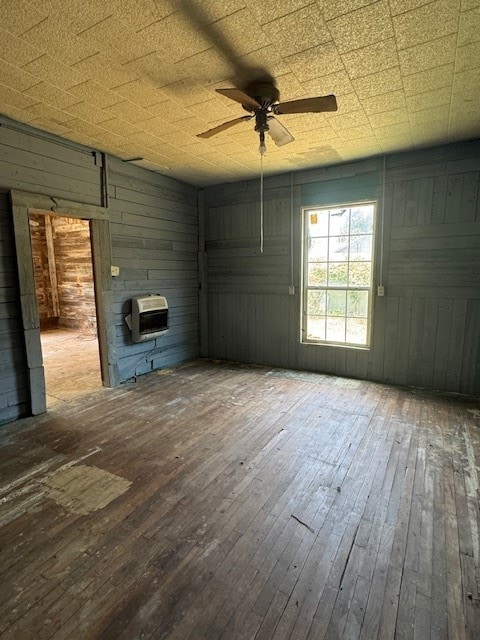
[{"x1": 0, "y1": 359, "x2": 479, "y2": 639}]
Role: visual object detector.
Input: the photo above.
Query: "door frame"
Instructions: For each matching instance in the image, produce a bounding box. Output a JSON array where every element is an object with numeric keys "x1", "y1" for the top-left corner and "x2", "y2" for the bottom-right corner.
[{"x1": 10, "y1": 189, "x2": 119, "y2": 415}]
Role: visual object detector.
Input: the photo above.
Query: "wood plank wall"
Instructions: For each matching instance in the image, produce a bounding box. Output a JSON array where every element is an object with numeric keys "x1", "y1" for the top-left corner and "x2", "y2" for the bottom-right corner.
[
  {"x1": 204, "y1": 140, "x2": 480, "y2": 396},
  {"x1": 0, "y1": 118, "x2": 199, "y2": 425}
]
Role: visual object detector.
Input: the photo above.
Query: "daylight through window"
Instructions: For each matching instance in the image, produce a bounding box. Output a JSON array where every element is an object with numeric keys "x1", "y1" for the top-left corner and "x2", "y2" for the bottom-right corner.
[{"x1": 302, "y1": 202, "x2": 376, "y2": 348}]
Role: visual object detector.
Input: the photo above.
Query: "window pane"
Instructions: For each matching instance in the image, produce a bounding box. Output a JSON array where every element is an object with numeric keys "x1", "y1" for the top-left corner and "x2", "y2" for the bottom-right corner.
[
  {"x1": 350, "y1": 206, "x2": 374, "y2": 234},
  {"x1": 348, "y1": 262, "x2": 371, "y2": 286},
  {"x1": 326, "y1": 316, "x2": 345, "y2": 342},
  {"x1": 329, "y1": 208, "x2": 349, "y2": 236},
  {"x1": 329, "y1": 235, "x2": 349, "y2": 261},
  {"x1": 308, "y1": 210, "x2": 329, "y2": 236},
  {"x1": 328, "y1": 262, "x2": 348, "y2": 286},
  {"x1": 307, "y1": 316, "x2": 326, "y2": 340},
  {"x1": 308, "y1": 238, "x2": 328, "y2": 261},
  {"x1": 346, "y1": 318, "x2": 368, "y2": 345},
  {"x1": 327, "y1": 290, "x2": 346, "y2": 316},
  {"x1": 308, "y1": 263, "x2": 327, "y2": 286},
  {"x1": 308, "y1": 290, "x2": 326, "y2": 315},
  {"x1": 349, "y1": 235, "x2": 372, "y2": 261},
  {"x1": 347, "y1": 290, "x2": 369, "y2": 318},
  {"x1": 303, "y1": 203, "x2": 375, "y2": 348}
]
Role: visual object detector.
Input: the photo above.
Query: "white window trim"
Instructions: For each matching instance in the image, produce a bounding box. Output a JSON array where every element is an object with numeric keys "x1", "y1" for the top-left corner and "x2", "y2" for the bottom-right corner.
[{"x1": 300, "y1": 200, "x2": 377, "y2": 350}]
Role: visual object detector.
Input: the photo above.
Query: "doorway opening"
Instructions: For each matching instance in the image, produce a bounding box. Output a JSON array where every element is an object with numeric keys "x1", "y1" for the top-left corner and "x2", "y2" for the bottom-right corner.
[{"x1": 28, "y1": 212, "x2": 102, "y2": 407}]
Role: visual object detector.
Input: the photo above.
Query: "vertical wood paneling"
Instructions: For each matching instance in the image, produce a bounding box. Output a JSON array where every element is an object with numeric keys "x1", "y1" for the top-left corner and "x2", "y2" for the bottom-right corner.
[{"x1": 204, "y1": 140, "x2": 480, "y2": 396}]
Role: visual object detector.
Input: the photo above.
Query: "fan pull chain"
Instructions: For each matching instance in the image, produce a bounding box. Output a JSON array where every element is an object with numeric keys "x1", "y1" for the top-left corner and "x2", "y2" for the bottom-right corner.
[{"x1": 260, "y1": 152, "x2": 264, "y2": 254}]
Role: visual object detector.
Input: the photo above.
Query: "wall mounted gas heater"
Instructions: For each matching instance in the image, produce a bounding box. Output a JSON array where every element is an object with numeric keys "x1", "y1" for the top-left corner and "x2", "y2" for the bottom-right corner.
[{"x1": 125, "y1": 295, "x2": 169, "y2": 343}]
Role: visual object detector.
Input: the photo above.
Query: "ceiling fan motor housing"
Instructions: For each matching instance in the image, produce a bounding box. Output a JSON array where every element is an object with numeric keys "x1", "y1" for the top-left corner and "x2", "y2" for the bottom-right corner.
[{"x1": 242, "y1": 81, "x2": 280, "y2": 110}]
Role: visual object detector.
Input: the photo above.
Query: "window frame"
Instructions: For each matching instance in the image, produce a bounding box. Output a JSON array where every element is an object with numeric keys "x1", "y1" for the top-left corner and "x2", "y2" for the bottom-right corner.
[{"x1": 300, "y1": 200, "x2": 377, "y2": 350}]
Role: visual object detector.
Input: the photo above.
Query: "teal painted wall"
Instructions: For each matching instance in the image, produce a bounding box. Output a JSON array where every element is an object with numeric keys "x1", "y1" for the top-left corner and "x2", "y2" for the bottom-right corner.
[{"x1": 204, "y1": 140, "x2": 480, "y2": 396}]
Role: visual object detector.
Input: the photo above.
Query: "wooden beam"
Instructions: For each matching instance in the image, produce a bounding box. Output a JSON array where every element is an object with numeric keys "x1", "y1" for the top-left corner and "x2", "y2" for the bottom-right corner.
[{"x1": 44, "y1": 215, "x2": 60, "y2": 317}]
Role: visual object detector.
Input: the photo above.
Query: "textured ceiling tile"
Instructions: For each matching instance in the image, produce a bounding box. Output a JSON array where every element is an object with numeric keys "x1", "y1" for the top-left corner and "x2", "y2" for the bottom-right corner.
[
  {"x1": 0, "y1": 103, "x2": 39, "y2": 125},
  {"x1": 77, "y1": 15, "x2": 156, "y2": 65},
  {"x1": 106, "y1": 100, "x2": 154, "y2": 124},
  {"x1": 162, "y1": 130, "x2": 205, "y2": 147},
  {"x1": 173, "y1": 49, "x2": 232, "y2": 86},
  {"x1": 409, "y1": 105, "x2": 449, "y2": 125},
  {"x1": 398, "y1": 34, "x2": 457, "y2": 75},
  {"x1": 66, "y1": 118, "x2": 112, "y2": 139},
  {"x1": 161, "y1": 81, "x2": 213, "y2": 107},
  {"x1": 20, "y1": 17, "x2": 98, "y2": 66},
  {"x1": 64, "y1": 102, "x2": 112, "y2": 125},
  {"x1": 0, "y1": 59, "x2": 40, "y2": 91},
  {"x1": 455, "y1": 41, "x2": 480, "y2": 72},
  {"x1": 113, "y1": 80, "x2": 169, "y2": 108},
  {"x1": 326, "y1": 1, "x2": 394, "y2": 53},
  {"x1": 138, "y1": 14, "x2": 209, "y2": 63},
  {"x1": 72, "y1": 53, "x2": 138, "y2": 89},
  {"x1": 285, "y1": 41, "x2": 344, "y2": 83},
  {"x1": 458, "y1": 7, "x2": 480, "y2": 46},
  {"x1": 317, "y1": 0, "x2": 379, "y2": 21},
  {"x1": 237, "y1": 44, "x2": 291, "y2": 79},
  {"x1": 375, "y1": 122, "x2": 412, "y2": 139},
  {"x1": 326, "y1": 110, "x2": 370, "y2": 130},
  {"x1": 109, "y1": 0, "x2": 172, "y2": 31},
  {"x1": 100, "y1": 117, "x2": 143, "y2": 137},
  {"x1": 303, "y1": 70, "x2": 355, "y2": 96},
  {"x1": 402, "y1": 64, "x2": 454, "y2": 96},
  {"x1": 243, "y1": 0, "x2": 311, "y2": 24},
  {"x1": 27, "y1": 117, "x2": 73, "y2": 137},
  {"x1": 24, "y1": 102, "x2": 75, "y2": 125},
  {"x1": 352, "y1": 67, "x2": 403, "y2": 99},
  {"x1": 341, "y1": 38, "x2": 398, "y2": 79},
  {"x1": 368, "y1": 108, "x2": 409, "y2": 128},
  {"x1": 0, "y1": 84, "x2": 39, "y2": 110},
  {"x1": 453, "y1": 67, "x2": 480, "y2": 93},
  {"x1": 146, "y1": 99, "x2": 196, "y2": 121},
  {"x1": 0, "y1": 1, "x2": 47, "y2": 35},
  {"x1": 337, "y1": 125, "x2": 375, "y2": 141},
  {"x1": 388, "y1": 0, "x2": 433, "y2": 15},
  {"x1": 68, "y1": 80, "x2": 125, "y2": 109},
  {"x1": 208, "y1": 9, "x2": 272, "y2": 57},
  {"x1": 461, "y1": 0, "x2": 480, "y2": 8},
  {"x1": 406, "y1": 86, "x2": 451, "y2": 113},
  {"x1": 0, "y1": 30, "x2": 44, "y2": 67},
  {"x1": 362, "y1": 90, "x2": 406, "y2": 115},
  {"x1": 139, "y1": 117, "x2": 179, "y2": 136},
  {"x1": 126, "y1": 130, "x2": 167, "y2": 148},
  {"x1": 261, "y1": 5, "x2": 330, "y2": 57},
  {"x1": 55, "y1": 0, "x2": 114, "y2": 33},
  {"x1": 392, "y1": 0, "x2": 460, "y2": 50},
  {"x1": 23, "y1": 82, "x2": 81, "y2": 109},
  {"x1": 23, "y1": 54, "x2": 88, "y2": 90}
]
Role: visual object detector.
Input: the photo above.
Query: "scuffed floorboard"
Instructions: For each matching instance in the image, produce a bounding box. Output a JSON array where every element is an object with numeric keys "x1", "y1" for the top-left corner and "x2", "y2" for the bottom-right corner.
[{"x1": 0, "y1": 360, "x2": 479, "y2": 639}]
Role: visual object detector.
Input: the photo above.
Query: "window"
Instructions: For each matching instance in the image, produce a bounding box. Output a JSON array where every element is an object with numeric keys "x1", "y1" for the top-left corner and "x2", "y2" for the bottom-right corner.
[{"x1": 302, "y1": 202, "x2": 376, "y2": 348}]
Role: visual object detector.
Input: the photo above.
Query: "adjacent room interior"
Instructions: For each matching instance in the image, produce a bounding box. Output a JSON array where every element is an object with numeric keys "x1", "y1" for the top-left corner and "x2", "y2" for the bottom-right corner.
[
  {"x1": 28, "y1": 212, "x2": 102, "y2": 406},
  {"x1": 0, "y1": 1, "x2": 479, "y2": 639}
]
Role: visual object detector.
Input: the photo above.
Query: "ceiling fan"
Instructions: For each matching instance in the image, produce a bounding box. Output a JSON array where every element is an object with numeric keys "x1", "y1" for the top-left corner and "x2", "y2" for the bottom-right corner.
[{"x1": 197, "y1": 81, "x2": 338, "y2": 153}]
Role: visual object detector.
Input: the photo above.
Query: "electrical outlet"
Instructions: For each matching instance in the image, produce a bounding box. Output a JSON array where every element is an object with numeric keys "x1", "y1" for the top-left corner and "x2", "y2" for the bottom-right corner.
[
  {"x1": 377, "y1": 285, "x2": 385, "y2": 296},
  {"x1": 289, "y1": 285, "x2": 295, "y2": 295},
  {"x1": 111, "y1": 265, "x2": 120, "y2": 277}
]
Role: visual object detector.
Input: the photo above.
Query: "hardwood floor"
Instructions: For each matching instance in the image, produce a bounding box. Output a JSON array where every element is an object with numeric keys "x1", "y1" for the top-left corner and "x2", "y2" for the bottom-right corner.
[
  {"x1": 40, "y1": 328, "x2": 102, "y2": 407},
  {"x1": 0, "y1": 360, "x2": 479, "y2": 639}
]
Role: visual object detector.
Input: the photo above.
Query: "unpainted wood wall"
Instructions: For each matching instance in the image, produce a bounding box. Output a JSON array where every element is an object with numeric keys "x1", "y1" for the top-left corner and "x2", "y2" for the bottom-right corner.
[
  {"x1": 204, "y1": 140, "x2": 480, "y2": 396},
  {"x1": 0, "y1": 119, "x2": 199, "y2": 425},
  {"x1": 30, "y1": 213, "x2": 97, "y2": 331}
]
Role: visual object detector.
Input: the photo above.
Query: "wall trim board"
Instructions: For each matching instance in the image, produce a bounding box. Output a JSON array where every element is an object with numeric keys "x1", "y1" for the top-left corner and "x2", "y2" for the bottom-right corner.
[{"x1": 10, "y1": 189, "x2": 118, "y2": 416}]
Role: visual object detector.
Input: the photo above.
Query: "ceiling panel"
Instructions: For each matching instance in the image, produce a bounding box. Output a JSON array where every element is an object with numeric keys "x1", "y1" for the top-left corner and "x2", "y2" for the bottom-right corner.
[{"x1": 0, "y1": 0, "x2": 478, "y2": 185}]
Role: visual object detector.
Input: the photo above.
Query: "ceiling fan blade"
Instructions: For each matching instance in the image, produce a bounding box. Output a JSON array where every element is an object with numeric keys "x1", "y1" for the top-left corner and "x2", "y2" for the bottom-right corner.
[
  {"x1": 275, "y1": 95, "x2": 338, "y2": 115},
  {"x1": 216, "y1": 88, "x2": 261, "y2": 111},
  {"x1": 267, "y1": 117, "x2": 295, "y2": 147},
  {"x1": 197, "y1": 115, "x2": 253, "y2": 139}
]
